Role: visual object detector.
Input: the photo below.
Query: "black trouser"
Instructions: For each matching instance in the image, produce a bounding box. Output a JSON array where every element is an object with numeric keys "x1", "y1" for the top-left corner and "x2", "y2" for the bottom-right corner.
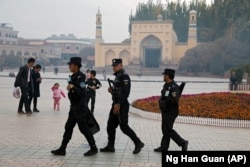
[
  {"x1": 18, "y1": 86, "x2": 31, "y2": 112},
  {"x1": 161, "y1": 111, "x2": 185, "y2": 150},
  {"x1": 86, "y1": 91, "x2": 96, "y2": 113},
  {"x1": 230, "y1": 83, "x2": 238, "y2": 91},
  {"x1": 62, "y1": 105, "x2": 96, "y2": 149},
  {"x1": 107, "y1": 101, "x2": 140, "y2": 146},
  {"x1": 29, "y1": 96, "x2": 38, "y2": 109}
]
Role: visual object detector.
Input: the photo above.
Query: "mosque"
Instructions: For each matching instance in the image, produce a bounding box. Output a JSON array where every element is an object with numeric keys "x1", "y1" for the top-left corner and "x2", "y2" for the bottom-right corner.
[{"x1": 94, "y1": 10, "x2": 197, "y2": 68}]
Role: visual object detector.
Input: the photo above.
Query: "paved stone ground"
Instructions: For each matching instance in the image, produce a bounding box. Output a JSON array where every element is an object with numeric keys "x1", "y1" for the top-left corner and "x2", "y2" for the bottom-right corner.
[{"x1": 0, "y1": 74, "x2": 250, "y2": 167}]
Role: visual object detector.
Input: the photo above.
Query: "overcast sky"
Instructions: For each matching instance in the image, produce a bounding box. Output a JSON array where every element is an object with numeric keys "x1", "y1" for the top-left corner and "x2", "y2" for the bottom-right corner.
[{"x1": 0, "y1": 0, "x2": 210, "y2": 43}]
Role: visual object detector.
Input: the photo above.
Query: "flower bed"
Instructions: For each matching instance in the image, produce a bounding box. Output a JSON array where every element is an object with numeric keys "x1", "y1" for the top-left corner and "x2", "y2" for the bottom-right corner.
[{"x1": 131, "y1": 92, "x2": 250, "y2": 120}]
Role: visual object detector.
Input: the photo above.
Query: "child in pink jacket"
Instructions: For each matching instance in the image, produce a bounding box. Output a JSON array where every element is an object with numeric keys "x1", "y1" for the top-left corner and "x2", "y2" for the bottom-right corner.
[{"x1": 51, "y1": 83, "x2": 66, "y2": 111}]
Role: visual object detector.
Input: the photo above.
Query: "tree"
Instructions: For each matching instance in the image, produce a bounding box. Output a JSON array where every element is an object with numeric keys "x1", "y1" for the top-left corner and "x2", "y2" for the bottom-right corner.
[
  {"x1": 210, "y1": 54, "x2": 224, "y2": 75},
  {"x1": 179, "y1": 38, "x2": 250, "y2": 74}
]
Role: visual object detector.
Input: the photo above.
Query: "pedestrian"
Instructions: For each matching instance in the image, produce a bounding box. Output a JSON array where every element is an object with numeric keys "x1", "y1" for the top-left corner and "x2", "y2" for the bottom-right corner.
[
  {"x1": 103, "y1": 69, "x2": 106, "y2": 80},
  {"x1": 14, "y1": 57, "x2": 35, "y2": 115},
  {"x1": 51, "y1": 57, "x2": 98, "y2": 156},
  {"x1": 100, "y1": 58, "x2": 144, "y2": 154},
  {"x1": 154, "y1": 69, "x2": 188, "y2": 152},
  {"x1": 86, "y1": 70, "x2": 102, "y2": 114},
  {"x1": 42, "y1": 66, "x2": 45, "y2": 73},
  {"x1": 29, "y1": 64, "x2": 42, "y2": 112},
  {"x1": 51, "y1": 83, "x2": 66, "y2": 111},
  {"x1": 54, "y1": 67, "x2": 58, "y2": 75},
  {"x1": 230, "y1": 71, "x2": 238, "y2": 91}
]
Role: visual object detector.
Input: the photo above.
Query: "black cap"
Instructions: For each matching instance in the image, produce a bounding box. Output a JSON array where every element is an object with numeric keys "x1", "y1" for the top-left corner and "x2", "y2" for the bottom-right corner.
[
  {"x1": 112, "y1": 59, "x2": 122, "y2": 66},
  {"x1": 162, "y1": 68, "x2": 175, "y2": 76},
  {"x1": 67, "y1": 57, "x2": 82, "y2": 66}
]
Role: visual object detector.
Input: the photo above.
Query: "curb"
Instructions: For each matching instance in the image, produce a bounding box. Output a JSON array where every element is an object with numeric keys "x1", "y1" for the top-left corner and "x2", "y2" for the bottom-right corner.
[{"x1": 130, "y1": 106, "x2": 250, "y2": 128}]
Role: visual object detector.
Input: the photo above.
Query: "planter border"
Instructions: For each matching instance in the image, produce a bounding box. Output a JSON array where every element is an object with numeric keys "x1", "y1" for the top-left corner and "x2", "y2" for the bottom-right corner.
[{"x1": 130, "y1": 106, "x2": 250, "y2": 128}]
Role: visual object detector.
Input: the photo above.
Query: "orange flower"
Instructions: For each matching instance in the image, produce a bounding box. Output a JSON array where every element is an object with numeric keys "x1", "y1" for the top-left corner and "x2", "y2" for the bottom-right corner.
[{"x1": 131, "y1": 92, "x2": 250, "y2": 120}]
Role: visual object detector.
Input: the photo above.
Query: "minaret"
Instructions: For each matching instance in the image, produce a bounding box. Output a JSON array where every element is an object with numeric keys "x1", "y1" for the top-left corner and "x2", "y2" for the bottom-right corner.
[
  {"x1": 187, "y1": 10, "x2": 197, "y2": 49},
  {"x1": 95, "y1": 9, "x2": 103, "y2": 67}
]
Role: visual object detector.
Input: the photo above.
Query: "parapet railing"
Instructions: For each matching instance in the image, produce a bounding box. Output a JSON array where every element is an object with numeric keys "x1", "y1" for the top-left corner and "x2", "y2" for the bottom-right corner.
[{"x1": 229, "y1": 83, "x2": 250, "y2": 91}]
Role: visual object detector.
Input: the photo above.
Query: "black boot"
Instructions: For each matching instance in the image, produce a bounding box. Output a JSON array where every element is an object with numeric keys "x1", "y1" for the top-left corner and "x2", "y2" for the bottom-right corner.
[
  {"x1": 51, "y1": 140, "x2": 67, "y2": 156},
  {"x1": 51, "y1": 148, "x2": 66, "y2": 155},
  {"x1": 100, "y1": 143, "x2": 115, "y2": 152},
  {"x1": 33, "y1": 108, "x2": 40, "y2": 112},
  {"x1": 133, "y1": 141, "x2": 144, "y2": 154},
  {"x1": 181, "y1": 140, "x2": 188, "y2": 151},
  {"x1": 84, "y1": 145, "x2": 98, "y2": 156},
  {"x1": 154, "y1": 146, "x2": 168, "y2": 152}
]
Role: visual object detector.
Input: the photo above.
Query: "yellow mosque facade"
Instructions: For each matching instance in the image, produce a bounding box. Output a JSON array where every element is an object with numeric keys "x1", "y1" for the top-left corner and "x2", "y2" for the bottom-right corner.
[{"x1": 95, "y1": 10, "x2": 197, "y2": 68}]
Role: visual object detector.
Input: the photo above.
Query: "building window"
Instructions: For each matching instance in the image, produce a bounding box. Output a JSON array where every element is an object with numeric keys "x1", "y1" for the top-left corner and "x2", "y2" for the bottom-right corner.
[
  {"x1": 75, "y1": 45, "x2": 79, "y2": 50},
  {"x1": 41, "y1": 49, "x2": 44, "y2": 53},
  {"x1": 66, "y1": 44, "x2": 70, "y2": 50},
  {"x1": 192, "y1": 16, "x2": 195, "y2": 21},
  {"x1": 5, "y1": 33, "x2": 8, "y2": 37},
  {"x1": 0, "y1": 32, "x2": 1, "y2": 36}
]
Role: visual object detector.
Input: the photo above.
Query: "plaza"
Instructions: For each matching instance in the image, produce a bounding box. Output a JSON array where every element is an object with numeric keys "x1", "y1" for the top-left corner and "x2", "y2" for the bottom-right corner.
[{"x1": 0, "y1": 72, "x2": 249, "y2": 167}]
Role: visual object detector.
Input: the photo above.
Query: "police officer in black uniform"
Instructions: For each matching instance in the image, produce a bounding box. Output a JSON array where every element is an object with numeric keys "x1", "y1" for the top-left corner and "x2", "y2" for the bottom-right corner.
[
  {"x1": 154, "y1": 69, "x2": 188, "y2": 152},
  {"x1": 51, "y1": 57, "x2": 98, "y2": 156},
  {"x1": 100, "y1": 58, "x2": 144, "y2": 154}
]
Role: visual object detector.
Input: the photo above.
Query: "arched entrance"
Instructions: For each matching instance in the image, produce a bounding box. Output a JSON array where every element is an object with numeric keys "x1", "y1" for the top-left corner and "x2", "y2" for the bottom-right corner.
[
  {"x1": 119, "y1": 50, "x2": 130, "y2": 66},
  {"x1": 141, "y1": 35, "x2": 162, "y2": 68},
  {"x1": 105, "y1": 50, "x2": 116, "y2": 66}
]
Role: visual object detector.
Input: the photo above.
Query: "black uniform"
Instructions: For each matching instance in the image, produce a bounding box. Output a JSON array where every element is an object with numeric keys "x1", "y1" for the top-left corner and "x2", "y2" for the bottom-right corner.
[
  {"x1": 55, "y1": 71, "x2": 97, "y2": 153},
  {"x1": 106, "y1": 69, "x2": 142, "y2": 148},
  {"x1": 29, "y1": 69, "x2": 41, "y2": 111},
  {"x1": 159, "y1": 81, "x2": 186, "y2": 151},
  {"x1": 86, "y1": 78, "x2": 102, "y2": 113}
]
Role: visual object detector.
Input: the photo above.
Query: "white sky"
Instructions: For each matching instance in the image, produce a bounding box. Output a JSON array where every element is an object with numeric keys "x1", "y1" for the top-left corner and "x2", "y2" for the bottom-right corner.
[{"x1": 0, "y1": 0, "x2": 211, "y2": 43}]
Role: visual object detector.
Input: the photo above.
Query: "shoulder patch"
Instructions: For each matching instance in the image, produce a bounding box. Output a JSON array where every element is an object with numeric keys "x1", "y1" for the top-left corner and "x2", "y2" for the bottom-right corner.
[{"x1": 80, "y1": 82, "x2": 86, "y2": 88}]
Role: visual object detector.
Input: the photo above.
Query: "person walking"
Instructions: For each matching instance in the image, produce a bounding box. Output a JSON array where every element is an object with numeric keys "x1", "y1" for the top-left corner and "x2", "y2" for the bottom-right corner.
[
  {"x1": 29, "y1": 64, "x2": 42, "y2": 112},
  {"x1": 54, "y1": 67, "x2": 58, "y2": 75},
  {"x1": 86, "y1": 70, "x2": 102, "y2": 114},
  {"x1": 51, "y1": 57, "x2": 98, "y2": 156},
  {"x1": 14, "y1": 58, "x2": 35, "y2": 114},
  {"x1": 154, "y1": 69, "x2": 188, "y2": 152},
  {"x1": 230, "y1": 71, "x2": 238, "y2": 91},
  {"x1": 51, "y1": 83, "x2": 66, "y2": 111},
  {"x1": 100, "y1": 58, "x2": 144, "y2": 154}
]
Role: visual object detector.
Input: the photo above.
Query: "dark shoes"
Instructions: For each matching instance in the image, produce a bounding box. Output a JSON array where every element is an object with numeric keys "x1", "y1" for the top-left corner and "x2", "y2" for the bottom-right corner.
[
  {"x1": 26, "y1": 111, "x2": 32, "y2": 115},
  {"x1": 84, "y1": 148, "x2": 98, "y2": 156},
  {"x1": 17, "y1": 110, "x2": 25, "y2": 114},
  {"x1": 100, "y1": 145, "x2": 115, "y2": 152},
  {"x1": 181, "y1": 140, "x2": 188, "y2": 151},
  {"x1": 154, "y1": 146, "x2": 164, "y2": 152},
  {"x1": 51, "y1": 148, "x2": 66, "y2": 156},
  {"x1": 133, "y1": 142, "x2": 144, "y2": 154},
  {"x1": 33, "y1": 108, "x2": 40, "y2": 112}
]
